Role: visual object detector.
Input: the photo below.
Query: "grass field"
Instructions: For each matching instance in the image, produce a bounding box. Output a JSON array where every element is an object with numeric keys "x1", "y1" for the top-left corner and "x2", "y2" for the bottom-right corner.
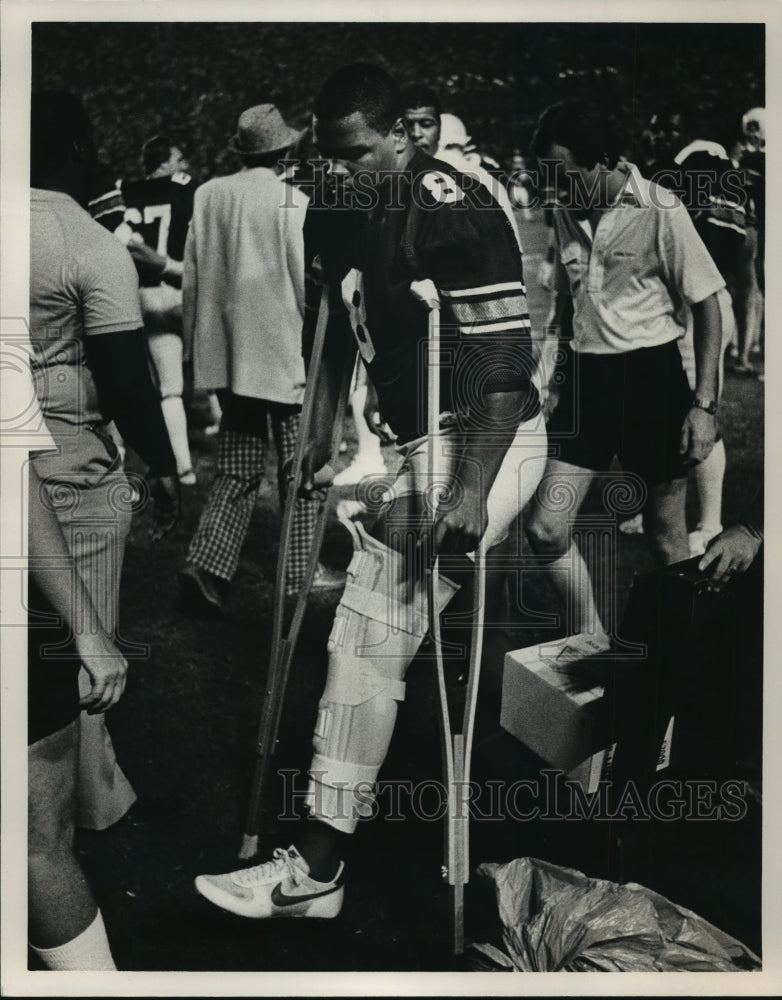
[{"x1": 68, "y1": 209, "x2": 765, "y2": 972}]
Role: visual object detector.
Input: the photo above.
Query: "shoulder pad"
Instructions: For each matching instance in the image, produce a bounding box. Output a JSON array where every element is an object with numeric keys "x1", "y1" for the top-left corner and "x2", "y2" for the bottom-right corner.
[
  {"x1": 171, "y1": 171, "x2": 192, "y2": 186},
  {"x1": 419, "y1": 170, "x2": 465, "y2": 205}
]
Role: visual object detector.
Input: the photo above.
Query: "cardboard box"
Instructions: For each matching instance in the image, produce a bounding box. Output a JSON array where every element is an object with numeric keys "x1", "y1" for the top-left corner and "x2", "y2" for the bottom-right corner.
[
  {"x1": 500, "y1": 632, "x2": 612, "y2": 775},
  {"x1": 567, "y1": 717, "x2": 673, "y2": 794},
  {"x1": 567, "y1": 745, "x2": 614, "y2": 794}
]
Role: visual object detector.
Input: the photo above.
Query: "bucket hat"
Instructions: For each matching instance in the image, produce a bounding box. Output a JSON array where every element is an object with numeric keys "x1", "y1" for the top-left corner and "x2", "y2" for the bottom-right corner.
[{"x1": 228, "y1": 104, "x2": 303, "y2": 155}]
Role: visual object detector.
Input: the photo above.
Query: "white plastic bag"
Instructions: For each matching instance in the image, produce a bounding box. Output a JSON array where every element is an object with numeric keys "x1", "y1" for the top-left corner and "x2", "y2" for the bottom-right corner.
[{"x1": 474, "y1": 857, "x2": 760, "y2": 972}]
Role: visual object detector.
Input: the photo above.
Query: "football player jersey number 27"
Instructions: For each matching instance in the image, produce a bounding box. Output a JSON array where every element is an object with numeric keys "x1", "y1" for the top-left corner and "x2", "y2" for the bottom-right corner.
[
  {"x1": 124, "y1": 203, "x2": 171, "y2": 256},
  {"x1": 342, "y1": 268, "x2": 376, "y2": 365}
]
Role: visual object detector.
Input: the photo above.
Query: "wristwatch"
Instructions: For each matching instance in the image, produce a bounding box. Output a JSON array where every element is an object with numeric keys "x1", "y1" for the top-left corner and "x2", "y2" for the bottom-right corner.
[{"x1": 691, "y1": 396, "x2": 718, "y2": 415}]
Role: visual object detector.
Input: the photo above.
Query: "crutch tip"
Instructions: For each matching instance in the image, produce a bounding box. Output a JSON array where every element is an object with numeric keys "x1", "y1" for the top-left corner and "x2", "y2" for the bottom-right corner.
[{"x1": 238, "y1": 834, "x2": 259, "y2": 860}]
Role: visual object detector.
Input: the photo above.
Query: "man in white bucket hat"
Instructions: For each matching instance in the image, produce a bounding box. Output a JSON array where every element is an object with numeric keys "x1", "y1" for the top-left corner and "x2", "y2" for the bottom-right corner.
[{"x1": 180, "y1": 104, "x2": 345, "y2": 616}]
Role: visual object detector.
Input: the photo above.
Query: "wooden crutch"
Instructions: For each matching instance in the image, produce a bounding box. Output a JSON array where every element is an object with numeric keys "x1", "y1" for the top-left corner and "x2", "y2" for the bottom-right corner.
[
  {"x1": 240, "y1": 285, "x2": 353, "y2": 859},
  {"x1": 411, "y1": 279, "x2": 488, "y2": 956}
]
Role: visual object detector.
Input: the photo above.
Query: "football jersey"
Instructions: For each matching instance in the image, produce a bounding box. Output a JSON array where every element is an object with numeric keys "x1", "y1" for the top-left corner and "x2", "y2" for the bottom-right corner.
[
  {"x1": 86, "y1": 164, "x2": 126, "y2": 234},
  {"x1": 341, "y1": 149, "x2": 539, "y2": 444},
  {"x1": 301, "y1": 174, "x2": 366, "y2": 369},
  {"x1": 741, "y1": 147, "x2": 764, "y2": 232},
  {"x1": 121, "y1": 172, "x2": 196, "y2": 274},
  {"x1": 655, "y1": 142, "x2": 746, "y2": 281}
]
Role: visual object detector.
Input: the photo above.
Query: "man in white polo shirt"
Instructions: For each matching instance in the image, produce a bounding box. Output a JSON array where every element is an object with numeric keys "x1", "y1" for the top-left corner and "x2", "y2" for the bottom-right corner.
[{"x1": 525, "y1": 100, "x2": 724, "y2": 641}]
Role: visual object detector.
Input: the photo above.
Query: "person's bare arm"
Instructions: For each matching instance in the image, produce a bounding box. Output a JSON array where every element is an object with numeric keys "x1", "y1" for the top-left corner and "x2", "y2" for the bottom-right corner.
[
  {"x1": 84, "y1": 329, "x2": 179, "y2": 540},
  {"x1": 362, "y1": 376, "x2": 396, "y2": 444},
  {"x1": 680, "y1": 291, "x2": 721, "y2": 465},
  {"x1": 434, "y1": 389, "x2": 526, "y2": 556},
  {"x1": 127, "y1": 239, "x2": 183, "y2": 287},
  {"x1": 699, "y1": 524, "x2": 762, "y2": 589},
  {"x1": 295, "y1": 346, "x2": 346, "y2": 493},
  {"x1": 28, "y1": 464, "x2": 128, "y2": 712},
  {"x1": 699, "y1": 486, "x2": 763, "y2": 588}
]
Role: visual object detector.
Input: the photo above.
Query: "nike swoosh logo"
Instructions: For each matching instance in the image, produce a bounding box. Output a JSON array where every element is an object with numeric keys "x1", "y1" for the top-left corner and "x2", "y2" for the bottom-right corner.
[{"x1": 270, "y1": 881, "x2": 342, "y2": 907}]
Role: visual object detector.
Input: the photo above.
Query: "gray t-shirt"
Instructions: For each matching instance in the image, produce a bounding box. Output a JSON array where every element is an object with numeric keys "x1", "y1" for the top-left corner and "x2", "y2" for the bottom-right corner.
[{"x1": 30, "y1": 189, "x2": 142, "y2": 486}]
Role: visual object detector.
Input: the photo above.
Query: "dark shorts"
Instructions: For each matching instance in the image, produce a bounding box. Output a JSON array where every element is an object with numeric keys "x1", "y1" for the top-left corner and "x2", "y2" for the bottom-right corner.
[
  {"x1": 28, "y1": 578, "x2": 81, "y2": 746},
  {"x1": 547, "y1": 341, "x2": 691, "y2": 486},
  {"x1": 215, "y1": 391, "x2": 302, "y2": 439}
]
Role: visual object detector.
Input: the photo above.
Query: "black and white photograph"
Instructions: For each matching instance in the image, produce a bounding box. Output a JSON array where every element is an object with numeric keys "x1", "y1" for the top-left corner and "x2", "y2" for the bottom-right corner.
[{"x1": 1, "y1": 0, "x2": 779, "y2": 994}]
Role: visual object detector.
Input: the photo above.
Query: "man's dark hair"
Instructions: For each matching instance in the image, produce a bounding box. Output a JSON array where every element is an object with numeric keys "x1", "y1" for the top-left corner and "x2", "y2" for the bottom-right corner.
[
  {"x1": 31, "y1": 91, "x2": 94, "y2": 182},
  {"x1": 400, "y1": 84, "x2": 441, "y2": 120},
  {"x1": 142, "y1": 134, "x2": 175, "y2": 175},
  {"x1": 314, "y1": 63, "x2": 401, "y2": 134},
  {"x1": 530, "y1": 100, "x2": 620, "y2": 168}
]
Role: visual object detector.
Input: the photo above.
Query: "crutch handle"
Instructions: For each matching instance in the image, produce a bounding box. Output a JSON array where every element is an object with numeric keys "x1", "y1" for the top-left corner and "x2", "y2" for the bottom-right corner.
[
  {"x1": 287, "y1": 462, "x2": 336, "y2": 497},
  {"x1": 410, "y1": 278, "x2": 441, "y2": 310}
]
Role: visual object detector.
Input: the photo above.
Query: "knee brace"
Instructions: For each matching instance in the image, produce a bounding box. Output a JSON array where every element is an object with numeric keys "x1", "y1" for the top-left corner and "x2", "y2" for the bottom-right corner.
[{"x1": 307, "y1": 523, "x2": 458, "y2": 833}]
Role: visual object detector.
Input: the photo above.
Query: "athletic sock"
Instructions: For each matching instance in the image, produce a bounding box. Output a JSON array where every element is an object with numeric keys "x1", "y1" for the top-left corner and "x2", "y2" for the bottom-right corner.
[
  {"x1": 297, "y1": 819, "x2": 350, "y2": 882},
  {"x1": 160, "y1": 395, "x2": 193, "y2": 477},
  {"x1": 30, "y1": 909, "x2": 116, "y2": 970}
]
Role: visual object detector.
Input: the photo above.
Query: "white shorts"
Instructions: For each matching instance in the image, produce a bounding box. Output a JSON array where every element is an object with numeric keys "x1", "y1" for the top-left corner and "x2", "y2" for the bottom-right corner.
[{"x1": 388, "y1": 415, "x2": 548, "y2": 552}]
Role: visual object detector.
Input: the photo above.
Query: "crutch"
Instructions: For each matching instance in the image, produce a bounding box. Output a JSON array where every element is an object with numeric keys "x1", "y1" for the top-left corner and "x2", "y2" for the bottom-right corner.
[
  {"x1": 240, "y1": 285, "x2": 353, "y2": 860},
  {"x1": 411, "y1": 279, "x2": 487, "y2": 956}
]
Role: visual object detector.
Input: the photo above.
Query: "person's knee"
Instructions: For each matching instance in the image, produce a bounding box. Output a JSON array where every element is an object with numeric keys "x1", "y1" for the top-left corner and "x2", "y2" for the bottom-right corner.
[
  {"x1": 28, "y1": 727, "x2": 77, "y2": 859},
  {"x1": 28, "y1": 831, "x2": 73, "y2": 873},
  {"x1": 643, "y1": 486, "x2": 687, "y2": 565},
  {"x1": 525, "y1": 505, "x2": 570, "y2": 558},
  {"x1": 29, "y1": 801, "x2": 72, "y2": 857}
]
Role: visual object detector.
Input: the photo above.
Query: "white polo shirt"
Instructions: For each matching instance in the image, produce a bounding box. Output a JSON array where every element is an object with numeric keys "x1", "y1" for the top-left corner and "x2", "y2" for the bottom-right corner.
[{"x1": 553, "y1": 162, "x2": 725, "y2": 354}]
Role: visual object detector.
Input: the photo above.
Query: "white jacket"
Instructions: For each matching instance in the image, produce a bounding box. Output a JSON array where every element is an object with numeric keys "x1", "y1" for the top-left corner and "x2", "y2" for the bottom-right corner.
[{"x1": 183, "y1": 167, "x2": 309, "y2": 403}]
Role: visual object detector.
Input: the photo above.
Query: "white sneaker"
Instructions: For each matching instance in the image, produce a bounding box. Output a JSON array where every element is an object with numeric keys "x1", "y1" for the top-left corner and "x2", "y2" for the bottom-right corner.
[
  {"x1": 333, "y1": 456, "x2": 387, "y2": 487},
  {"x1": 195, "y1": 845, "x2": 344, "y2": 919}
]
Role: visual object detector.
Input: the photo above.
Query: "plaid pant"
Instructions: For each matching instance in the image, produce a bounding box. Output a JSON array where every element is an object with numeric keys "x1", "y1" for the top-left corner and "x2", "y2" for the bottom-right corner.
[{"x1": 187, "y1": 393, "x2": 318, "y2": 596}]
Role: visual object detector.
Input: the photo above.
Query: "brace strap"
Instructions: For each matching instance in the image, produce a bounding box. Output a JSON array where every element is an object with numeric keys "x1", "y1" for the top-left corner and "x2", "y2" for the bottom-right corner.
[
  {"x1": 320, "y1": 655, "x2": 407, "y2": 707},
  {"x1": 346, "y1": 531, "x2": 404, "y2": 576},
  {"x1": 340, "y1": 582, "x2": 429, "y2": 638},
  {"x1": 308, "y1": 752, "x2": 380, "y2": 791}
]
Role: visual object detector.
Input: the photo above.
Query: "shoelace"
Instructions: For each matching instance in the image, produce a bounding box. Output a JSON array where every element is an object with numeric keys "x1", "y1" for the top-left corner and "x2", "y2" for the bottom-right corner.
[{"x1": 233, "y1": 848, "x2": 303, "y2": 888}]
